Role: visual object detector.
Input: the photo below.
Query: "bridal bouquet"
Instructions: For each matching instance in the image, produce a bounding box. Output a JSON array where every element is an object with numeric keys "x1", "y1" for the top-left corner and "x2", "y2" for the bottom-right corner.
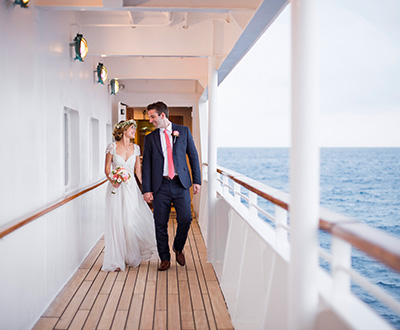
[{"x1": 110, "y1": 166, "x2": 131, "y2": 194}]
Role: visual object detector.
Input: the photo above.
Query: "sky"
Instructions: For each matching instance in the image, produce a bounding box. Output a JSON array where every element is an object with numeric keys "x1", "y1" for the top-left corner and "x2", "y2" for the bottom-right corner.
[{"x1": 216, "y1": 0, "x2": 400, "y2": 147}]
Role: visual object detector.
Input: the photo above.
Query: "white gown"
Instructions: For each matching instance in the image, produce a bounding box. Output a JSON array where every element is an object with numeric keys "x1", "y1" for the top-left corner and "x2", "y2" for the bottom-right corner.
[{"x1": 102, "y1": 142, "x2": 158, "y2": 271}]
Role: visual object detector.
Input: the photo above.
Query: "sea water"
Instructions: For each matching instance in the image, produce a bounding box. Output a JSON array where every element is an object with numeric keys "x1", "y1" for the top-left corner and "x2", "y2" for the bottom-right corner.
[{"x1": 218, "y1": 147, "x2": 400, "y2": 328}]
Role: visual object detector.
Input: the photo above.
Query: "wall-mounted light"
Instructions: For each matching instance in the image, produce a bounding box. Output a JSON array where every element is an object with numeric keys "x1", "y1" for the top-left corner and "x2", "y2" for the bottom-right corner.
[
  {"x1": 96, "y1": 63, "x2": 108, "y2": 84},
  {"x1": 14, "y1": 0, "x2": 30, "y2": 7},
  {"x1": 6, "y1": 0, "x2": 30, "y2": 7},
  {"x1": 110, "y1": 79, "x2": 119, "y2": 95},
  {"x1": 70, "y1": 33, "x2": 88, "y2": 62}
]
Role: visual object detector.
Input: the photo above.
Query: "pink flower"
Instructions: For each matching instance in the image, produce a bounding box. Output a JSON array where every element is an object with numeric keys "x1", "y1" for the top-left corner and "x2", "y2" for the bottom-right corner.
[
  {"x1": 172, "y1": 130, "x2": 179, "y2": 137},
  {"x1": 109, "y1": 167, "x2": 131, "y2": 194}
]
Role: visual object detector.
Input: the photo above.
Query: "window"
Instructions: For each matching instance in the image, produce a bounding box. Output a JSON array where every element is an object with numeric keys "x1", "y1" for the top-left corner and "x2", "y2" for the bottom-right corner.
[
  {"x1": 64, "y1": 107, "x2": 80, "y2": 190},
  {"x1": 90, "y1": 117, "x2": 100, "y2": 180},
  {"x1": 106, "y1": 123, "x2": 112, "y2": 145}
]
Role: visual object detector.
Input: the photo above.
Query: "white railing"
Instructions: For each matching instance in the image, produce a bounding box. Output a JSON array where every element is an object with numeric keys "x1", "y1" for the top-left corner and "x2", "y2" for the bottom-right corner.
[{"x1": 200, "y1": 163, "x2": 400, "y2": 330}]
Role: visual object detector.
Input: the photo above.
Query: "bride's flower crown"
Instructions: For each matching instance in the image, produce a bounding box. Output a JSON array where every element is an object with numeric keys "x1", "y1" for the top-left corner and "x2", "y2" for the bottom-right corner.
[{"x1": 114, "y1": 119, "x2": 137, "y2": 131}]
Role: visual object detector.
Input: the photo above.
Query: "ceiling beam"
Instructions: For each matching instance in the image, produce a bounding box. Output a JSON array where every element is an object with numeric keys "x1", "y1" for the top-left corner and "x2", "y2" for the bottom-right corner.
[
  {"x1": 103, "y1": 57, "x2": 208, "y2": 80},
  {"x1": 34, "y1": 0, "x2": 258, "y2": 12},
  {"x1": 123, "y1": 0, "x2": 259, "y2": 10}
]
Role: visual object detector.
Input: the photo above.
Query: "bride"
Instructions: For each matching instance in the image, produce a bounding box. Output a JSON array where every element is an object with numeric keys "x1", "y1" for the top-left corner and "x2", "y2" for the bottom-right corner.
[{"x1": 102, "y1": 119, "x2": 157, "y2": 272}]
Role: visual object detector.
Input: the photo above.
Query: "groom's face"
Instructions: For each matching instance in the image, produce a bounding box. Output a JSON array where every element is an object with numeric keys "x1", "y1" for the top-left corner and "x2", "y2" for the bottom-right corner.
[{"x1": 148, "y1": 109, "x2": 166, "y2": 129}]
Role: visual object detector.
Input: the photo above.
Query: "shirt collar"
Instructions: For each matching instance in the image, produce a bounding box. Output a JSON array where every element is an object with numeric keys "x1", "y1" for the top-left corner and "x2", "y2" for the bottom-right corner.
[{"x1": 163, "y1": 122, "x2": 172, "y2": 134}]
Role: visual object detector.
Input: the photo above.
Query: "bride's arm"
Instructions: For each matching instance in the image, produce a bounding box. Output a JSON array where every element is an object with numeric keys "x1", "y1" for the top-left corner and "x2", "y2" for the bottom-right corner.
[
  {"x1": 105, "y1": 153, "x2": 119, "y2": 187},
  {"x1": 135, "y1": 155, "x2": 142, "y2": 184}
]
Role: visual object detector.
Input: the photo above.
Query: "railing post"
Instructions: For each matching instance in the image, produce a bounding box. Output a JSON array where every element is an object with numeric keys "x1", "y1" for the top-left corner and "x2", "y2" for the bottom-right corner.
[
  {"x1": 207, "y1": 56, "x2": 218, "y2": 263},
  {"x1": 249, "y1": 191, "x2": 258, "y2": 220},
  {"x1": 222, "y1": 174, "x2": 229, "y2": 197},
  {"x1": 275, "y1": 205, "x2": 288, "y2": 247},
  {"x1": 289, "y1": 0, "x2": 320, "y2": 329},
  {"x1": 233, "y1": 182, "x2": 241, "y2": 208},
  {"x1": 331, "y1": 237, "x2": 351, "y2": 303}
]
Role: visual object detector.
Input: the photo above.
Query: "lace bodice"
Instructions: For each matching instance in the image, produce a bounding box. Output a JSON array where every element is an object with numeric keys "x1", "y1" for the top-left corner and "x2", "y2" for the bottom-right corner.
[{"x1": 106, "y1": 142, "x2": 140, "y2": 174}]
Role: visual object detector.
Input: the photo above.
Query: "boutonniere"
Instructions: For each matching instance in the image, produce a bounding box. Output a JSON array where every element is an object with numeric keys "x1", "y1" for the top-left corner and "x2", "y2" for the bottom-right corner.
[{"x1": 172, "y1": 130, "x2": 179, "y2": 143}]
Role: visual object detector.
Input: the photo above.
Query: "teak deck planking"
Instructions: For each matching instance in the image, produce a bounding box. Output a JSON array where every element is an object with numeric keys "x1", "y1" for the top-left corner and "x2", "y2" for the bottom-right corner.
[{"x1": 33, "y1": 215, "x2": 234, "y2": 330}]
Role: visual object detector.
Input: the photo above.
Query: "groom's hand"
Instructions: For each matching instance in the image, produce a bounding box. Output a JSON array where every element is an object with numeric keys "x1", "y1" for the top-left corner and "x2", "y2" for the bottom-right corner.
[
  {"x1": 193, "y1": 184, "x2": 201, "y2": 195},
  {"x1": 144, "y1": 192, "x2": 154, "y2": 203}
]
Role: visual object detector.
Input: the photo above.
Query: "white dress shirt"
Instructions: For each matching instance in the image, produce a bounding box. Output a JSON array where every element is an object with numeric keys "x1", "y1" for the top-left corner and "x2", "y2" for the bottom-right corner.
[{"x1": 159, "y1": 123, "x2": 175, "y2": 176}]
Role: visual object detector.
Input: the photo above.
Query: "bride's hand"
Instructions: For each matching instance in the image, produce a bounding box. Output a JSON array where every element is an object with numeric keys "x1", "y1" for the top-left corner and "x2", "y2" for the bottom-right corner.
[
  {"x1": 143, "y1": 192, "x2": 153, "y2": 203},
  {"x1": 110, "y1": 181, "x2": 120, "y2": 188}
]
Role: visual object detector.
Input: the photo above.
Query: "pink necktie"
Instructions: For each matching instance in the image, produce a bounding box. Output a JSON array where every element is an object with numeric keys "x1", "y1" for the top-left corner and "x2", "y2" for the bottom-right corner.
[{"x1": 164, "y1": 129, "x2": 175, "y2": 179}]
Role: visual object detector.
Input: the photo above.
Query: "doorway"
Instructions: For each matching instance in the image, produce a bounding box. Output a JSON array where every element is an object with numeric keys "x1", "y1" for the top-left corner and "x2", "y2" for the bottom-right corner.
[
  {"x1": 125, "y1": 105, "x2": 196, "y2": 202},
  {"x1": 126, "y1": 106, "x2": 193, "y2": 153}
]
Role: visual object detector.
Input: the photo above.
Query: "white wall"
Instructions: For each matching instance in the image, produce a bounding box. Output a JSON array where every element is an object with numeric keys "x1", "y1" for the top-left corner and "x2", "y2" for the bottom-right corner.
[{"x1": 0, "y1": 5, "x2": 112, "y2": 329}]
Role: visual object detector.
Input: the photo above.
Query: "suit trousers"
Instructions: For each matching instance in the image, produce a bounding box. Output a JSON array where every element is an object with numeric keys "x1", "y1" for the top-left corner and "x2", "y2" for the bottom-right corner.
[{"x1": 153, "y1": 177, "x2": 192, "y2": 261}]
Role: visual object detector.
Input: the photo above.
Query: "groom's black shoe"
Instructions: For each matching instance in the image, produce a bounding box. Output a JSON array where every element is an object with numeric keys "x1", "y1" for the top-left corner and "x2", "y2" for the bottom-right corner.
[
  {"x1": 173, "y1": 247, "x2": 185, "y2": 266},
  {"x1": 158, "y1": 260, "x2": 170, "y2": 271}
]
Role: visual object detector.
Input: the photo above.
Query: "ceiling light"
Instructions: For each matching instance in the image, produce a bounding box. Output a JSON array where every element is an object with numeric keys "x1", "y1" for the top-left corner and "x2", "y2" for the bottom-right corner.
[
  {"x1": 96, "y1": 63, "x2": 108, "y2": 84},
  {"x1": 14, "y1": 0, "x2": 30, "y2": 7}
]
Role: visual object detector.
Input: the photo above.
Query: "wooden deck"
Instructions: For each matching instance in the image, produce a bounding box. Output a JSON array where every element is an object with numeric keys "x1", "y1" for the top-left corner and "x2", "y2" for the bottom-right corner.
[{"x1": 33, "y1": 214, "x2": 234, "y2": 330}]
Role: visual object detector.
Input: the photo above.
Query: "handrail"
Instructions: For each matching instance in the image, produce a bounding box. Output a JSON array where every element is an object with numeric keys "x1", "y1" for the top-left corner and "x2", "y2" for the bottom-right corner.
[
  {"x1": 205, "y1": 163, "x2": 400, "y2": 273},
  {"x1": 0, "y1": 179, "x2": 108, "y2": 239}
]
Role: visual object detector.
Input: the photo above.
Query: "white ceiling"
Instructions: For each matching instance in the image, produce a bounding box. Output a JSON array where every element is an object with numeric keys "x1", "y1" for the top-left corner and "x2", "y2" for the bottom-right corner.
[{"x1": 34, "y1": 0, "x2": 288, "y2": 95}]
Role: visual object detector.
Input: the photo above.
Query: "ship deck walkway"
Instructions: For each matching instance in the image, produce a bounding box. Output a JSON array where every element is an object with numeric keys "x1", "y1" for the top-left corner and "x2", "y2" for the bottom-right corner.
[{"x1": 33, "y1": 212, "x2": 233, "y2": 330}]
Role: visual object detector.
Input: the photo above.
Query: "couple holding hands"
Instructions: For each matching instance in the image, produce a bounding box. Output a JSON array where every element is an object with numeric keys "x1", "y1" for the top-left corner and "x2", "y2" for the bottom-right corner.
[{"x1": 102, "y1": 101, "x2": 201, "y2": 272}]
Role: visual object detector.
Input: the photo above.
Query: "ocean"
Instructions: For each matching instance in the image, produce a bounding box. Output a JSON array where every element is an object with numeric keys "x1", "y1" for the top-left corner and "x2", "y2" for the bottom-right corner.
[{"x1": 218, "y1": 147, "x2": 400, "y2": 329}]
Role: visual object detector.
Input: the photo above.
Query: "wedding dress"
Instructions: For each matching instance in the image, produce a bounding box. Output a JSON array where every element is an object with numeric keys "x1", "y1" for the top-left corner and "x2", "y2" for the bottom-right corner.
[{"x1": 102, "y1": 142, "x2": 158, "y2": 271}]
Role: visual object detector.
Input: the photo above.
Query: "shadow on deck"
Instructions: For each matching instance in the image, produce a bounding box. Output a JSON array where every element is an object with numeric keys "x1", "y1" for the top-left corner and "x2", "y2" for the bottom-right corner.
[{"x1": 33, "y1": 213, "x2": 234, "y2": 330}]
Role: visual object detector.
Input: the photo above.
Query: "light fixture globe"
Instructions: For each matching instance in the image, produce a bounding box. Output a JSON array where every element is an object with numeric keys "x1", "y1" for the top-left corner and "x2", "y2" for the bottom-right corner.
[
  {"x1": 110, "y1": 79, "x2": 120, "y2": 95},
  {"x1": 96, "y1": 63, "x2": 108, "y2": 84},
  {"x1": 71, "y1": 33, "x2": 88, "y2": 62}
]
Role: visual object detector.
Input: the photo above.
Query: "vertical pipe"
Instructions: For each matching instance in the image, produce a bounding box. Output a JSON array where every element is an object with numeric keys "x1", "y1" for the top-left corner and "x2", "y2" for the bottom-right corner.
[
  {"x1": 289, "y1": 0, "x2": 320, "y2": 329},
  {"x1": 207, "y1": 56, "x2": 218, "y2": 263}
]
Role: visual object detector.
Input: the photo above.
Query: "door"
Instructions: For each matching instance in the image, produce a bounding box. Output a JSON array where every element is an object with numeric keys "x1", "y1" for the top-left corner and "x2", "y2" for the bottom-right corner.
[{"x1": 126, "y1": 107, "x2": 192, "y2": 154}]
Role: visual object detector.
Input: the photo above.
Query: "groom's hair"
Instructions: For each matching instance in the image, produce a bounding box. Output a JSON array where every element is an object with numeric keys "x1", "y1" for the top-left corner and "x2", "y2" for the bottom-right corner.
[{"x1": 147, "y1": 101, "x2": 169, "y2": 119}]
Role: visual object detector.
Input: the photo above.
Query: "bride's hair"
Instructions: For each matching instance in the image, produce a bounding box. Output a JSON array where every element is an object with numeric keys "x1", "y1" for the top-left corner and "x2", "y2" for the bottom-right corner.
[{"x1": 113, "y1": 119, "x2": 137, "y2": 141}]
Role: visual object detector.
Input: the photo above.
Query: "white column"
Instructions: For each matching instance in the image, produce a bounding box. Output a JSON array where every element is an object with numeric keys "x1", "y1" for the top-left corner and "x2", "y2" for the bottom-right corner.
[
  {"x1": 289, "y1": 0, "x2": 320, "y2": 329},
  {"x1": 207, "y1": 56, "x2": 218, "y2": 263}
]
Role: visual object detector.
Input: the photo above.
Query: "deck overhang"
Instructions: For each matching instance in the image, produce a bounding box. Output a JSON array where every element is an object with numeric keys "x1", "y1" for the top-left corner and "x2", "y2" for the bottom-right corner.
[{"x1": 33, "y1": 0, "x2": 289, "y2": 96}]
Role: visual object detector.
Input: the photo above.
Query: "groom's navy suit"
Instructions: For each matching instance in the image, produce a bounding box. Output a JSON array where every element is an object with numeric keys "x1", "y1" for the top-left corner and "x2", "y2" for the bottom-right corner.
[{"x1": 142, "y1": 123, "x2": 201, "y2": 261}]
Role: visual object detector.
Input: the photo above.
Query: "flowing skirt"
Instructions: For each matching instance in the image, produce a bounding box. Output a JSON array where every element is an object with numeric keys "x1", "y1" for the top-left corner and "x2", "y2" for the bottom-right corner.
[{"x1": 102, "y1": 178, "x2": 158, "y2": 271}]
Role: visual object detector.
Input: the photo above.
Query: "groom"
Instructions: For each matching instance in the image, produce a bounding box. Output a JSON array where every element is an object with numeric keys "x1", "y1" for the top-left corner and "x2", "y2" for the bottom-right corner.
[{"x1": 142, "y1": 101, "x2": 201, "y2": 271}]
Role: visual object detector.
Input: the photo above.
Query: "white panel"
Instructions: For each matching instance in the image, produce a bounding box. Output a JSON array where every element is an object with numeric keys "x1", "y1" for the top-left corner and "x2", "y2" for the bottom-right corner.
[
  {"x1": 0, "y1": 221, "x2": 46, "y2": 330},
  {"x1": 213, "y1": 197, "x2": 231, "y2": 278},
  {"x1": 261, "y1": 251, "x2": 289, "y2": 330},
  {"x1": 0, "y1": 7, "x2": 110, "y2": 330},
  {"x1": 198, "y1": 180, "x2": 209, "y2": 243},
  {"x1": 232, "y1": 224, "x2": 268, "y2": 329},
  {"x1": 220, "y1": 208, "x2": 248, "y2": 313}
]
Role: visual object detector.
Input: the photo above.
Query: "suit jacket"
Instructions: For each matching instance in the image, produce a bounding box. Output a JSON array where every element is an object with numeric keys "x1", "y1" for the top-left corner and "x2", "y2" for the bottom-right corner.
[{"x1": 142, "y1": 123, "x2": 201, "y2": 194}]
